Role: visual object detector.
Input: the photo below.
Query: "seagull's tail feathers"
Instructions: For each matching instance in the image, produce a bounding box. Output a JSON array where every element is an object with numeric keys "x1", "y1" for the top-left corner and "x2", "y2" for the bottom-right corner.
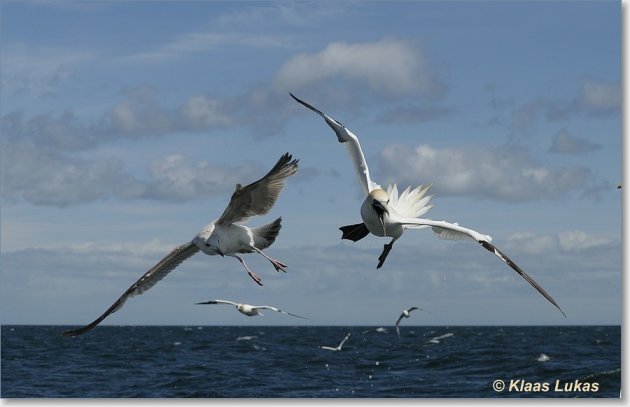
[
  {"x1": 251, "y1": 217, "x2": 282, "y2": 249},
  {"x1": 387, "y1": 184, "x2": 433, "y2": 219}
]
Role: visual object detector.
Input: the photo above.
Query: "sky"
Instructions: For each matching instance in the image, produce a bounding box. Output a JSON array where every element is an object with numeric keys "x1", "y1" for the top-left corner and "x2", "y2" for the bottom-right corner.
[{"x1": 0, "y1": 0, "x2": 622, "y2": 327}]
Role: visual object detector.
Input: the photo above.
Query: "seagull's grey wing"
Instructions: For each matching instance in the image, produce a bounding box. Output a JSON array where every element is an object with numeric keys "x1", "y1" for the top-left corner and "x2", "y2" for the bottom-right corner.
[
  {"x1": 395, "y1": 313, "x2": 405, "y2": 336},
  {"x1": 338, "y1": 333, "x2": 351, "y2": 348},
  {"x1": 196, "y1": 299, "x2": 238, "y2": 306},
  {"x1": 217, "y1": 153, "x2": 298, "y2": 225},
  {"x1": 397, "y1": 216, "x2": 566, "y2": 317},
  {"x1": 291, "y1": 93, "x2": 378, "y2": 195},
  {"x1": 255, "y1": 305, "x2": 308, "y2": 319},
  {"x1": 61, "y1": 242, "x2": 199, "y2": 337},
  {"x1": 407, "y1": 306, "x2": 419, "y2": 313}
]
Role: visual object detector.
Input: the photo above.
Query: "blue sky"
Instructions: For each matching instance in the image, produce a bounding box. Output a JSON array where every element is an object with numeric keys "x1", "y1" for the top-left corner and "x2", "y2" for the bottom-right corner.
[{"x1": 1, "y1": 1, "x2": 621, "y2": 327}]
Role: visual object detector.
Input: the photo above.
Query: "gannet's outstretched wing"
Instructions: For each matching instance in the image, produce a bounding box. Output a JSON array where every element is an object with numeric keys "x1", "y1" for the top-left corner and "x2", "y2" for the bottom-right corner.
[
  {"x1": 62, "y1": 242, "x2": 199, "y2": 337},
  {"x1": 253, "y1": 305, "x2": 308, "y2": 319},
  {"x1": 217, "y1": 153, "x2": 298, "y2": 225},
  {"x1": 291, "y1": 93, "x2": 378, "y2": 195},
  {"x1": 396, "y1": 216, "x2": 566, "y2": 317},
  {"x1": 196, "y1": 299, "x2": 239, "y2": 306}
]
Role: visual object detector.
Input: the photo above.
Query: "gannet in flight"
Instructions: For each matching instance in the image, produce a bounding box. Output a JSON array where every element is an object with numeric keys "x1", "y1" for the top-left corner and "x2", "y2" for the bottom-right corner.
[
  {"x1": 395, "y1": 306, "x2": 422, "y2": 337},
  {"x1": 320, "y1": 333, "x2": 351, "y2": 351},
  {"x1": 196, "y1": 299, "x2": 307, "y2": 319},
  {"x1": 290, "y1": 93, "x2": 565, "y2": 317},
  {"x1": 62, "y1": 153, "x2": 298, "y2": 337}
]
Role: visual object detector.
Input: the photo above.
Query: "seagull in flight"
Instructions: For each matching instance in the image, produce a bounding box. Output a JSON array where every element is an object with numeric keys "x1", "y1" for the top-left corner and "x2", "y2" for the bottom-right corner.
[
  {"x1": 395, "y1": 306, "x2": 423, "y2": 337},
  {"x1": 196, "y1": 299, "x2": 307, "y2": 319},
  {"x1": 62, "y1": 153, "x2": 298, "y2": 337},
  {"x1": 290, "y1": 93, "x2": 565, "y2": 317},
  {"x1": 320, "y1": 333, "x2": 351, "y2": 351}
]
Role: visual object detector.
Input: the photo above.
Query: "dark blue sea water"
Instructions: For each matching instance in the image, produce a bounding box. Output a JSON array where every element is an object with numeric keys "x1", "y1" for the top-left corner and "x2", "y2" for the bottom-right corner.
[{"x1": 1, "y1": 325, "x2": 620, "y2": 398}]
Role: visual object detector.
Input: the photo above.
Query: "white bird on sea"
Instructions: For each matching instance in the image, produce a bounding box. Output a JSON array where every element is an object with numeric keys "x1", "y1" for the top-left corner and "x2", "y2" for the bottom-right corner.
[
  {"x1": 290, "y1": 93, "x2": 565, "y2": 317},
  {"x1": 320, "y1": 333, "x2": 352, "y2": 352},
  {"x1": 196, "y1": 299, "x2": 307, "y2": 319},
  {"x1": 62, "y1": 153, "x2": 299, "y2": 337},
  {"x1": 395, "y1": 306, "x2": 423, "y2": 337}
]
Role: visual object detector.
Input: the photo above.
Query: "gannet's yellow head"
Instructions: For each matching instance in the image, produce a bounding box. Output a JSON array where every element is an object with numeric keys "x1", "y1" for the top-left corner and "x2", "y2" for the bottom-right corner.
[{"x1": 368, "y1": 189, "x2": 390, "y2": 235}]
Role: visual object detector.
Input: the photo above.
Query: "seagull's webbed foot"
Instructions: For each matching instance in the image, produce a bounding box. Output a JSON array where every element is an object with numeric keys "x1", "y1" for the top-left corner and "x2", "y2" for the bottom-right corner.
[
  {"x1": 250, "y1": 246, "x2": 287, "y2": 273},
  {"x1": 232, "y1": 254, "x2": 264, "y2": 286},
  {"x1": 270, "y1": 259, "x2": 287, "y2": 273},
  {"x1": 248, "y1": 271, "x2": 263, "y2": 286},
  {"x1": 377, "y1": 242, "x2": 394, "y2": 269}
]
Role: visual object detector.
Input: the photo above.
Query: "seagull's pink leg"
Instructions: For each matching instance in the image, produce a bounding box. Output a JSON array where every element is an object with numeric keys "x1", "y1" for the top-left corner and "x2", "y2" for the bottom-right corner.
[
  {"x1": 250, "y1": 247, "x2": 287, "y2": 273},
  {"x1": 230, "y1": 254, "x2": 263, "y2": 286}
]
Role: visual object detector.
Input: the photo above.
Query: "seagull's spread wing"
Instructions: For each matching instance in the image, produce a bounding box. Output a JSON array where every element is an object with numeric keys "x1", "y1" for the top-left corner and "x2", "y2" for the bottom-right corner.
[
  {"x1": 196, "y1": 299, "x2": 239, "y2": 306},
  {"x1": 407, "y1": 306, "x2": 420, "y2": 313},
  {"x1": 291, "y1": 93, "x2": 378, "y2": 195},
  {"x1": 338, "y1": 333, "x2": 351, "y2": 348},
  {"x1": 62, "y1": 242, "x2": 199, "y2": 337},
  {"x1": 396, "y1": 216, "x2": 565, "y2": 317},
  {"x1": 254, "y1": 305, "x2": 308, "y2": 319},
  {"x1": 395, "y1": 313, "x2": 405, "y2": 336},
  {"x1": 217, "y1": 153, "x2": 298, "y2": 225},
  {"x1": 320, "y1": 346, "x2": 337, "y2": 351}
]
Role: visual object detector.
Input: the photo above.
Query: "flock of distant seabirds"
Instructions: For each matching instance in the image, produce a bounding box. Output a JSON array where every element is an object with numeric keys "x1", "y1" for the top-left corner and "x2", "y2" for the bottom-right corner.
[{"x1": 61, "y1": 93, "x2": 568, "y2": 339}]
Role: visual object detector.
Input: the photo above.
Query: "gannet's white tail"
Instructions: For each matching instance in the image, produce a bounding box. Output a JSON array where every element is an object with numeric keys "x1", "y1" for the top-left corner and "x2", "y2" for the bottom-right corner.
[
  {"x1": 386, "y1": 184, "x2": 433, "y2": 219},
  {"x1": 252, "y1": 217, "x2": 282, "y2": 249}
]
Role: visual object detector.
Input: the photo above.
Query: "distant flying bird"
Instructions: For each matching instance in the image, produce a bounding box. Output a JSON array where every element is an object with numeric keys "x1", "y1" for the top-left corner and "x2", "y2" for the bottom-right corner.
[
  {"x1": 196, "y1": 299, "x2": 307, "y2": 319},
  {"x1": 320, "y1": 333, "x2": 351, "y2": 352},
  {"x1": 395, "y1": 306, "x2": 422, "y2": 337},
  {"x1": 62, "y1": 153, "x2": 298, "y2": 337},
  {"x1": 290, "y1": 93, "x2": 565, "y2": 317}
]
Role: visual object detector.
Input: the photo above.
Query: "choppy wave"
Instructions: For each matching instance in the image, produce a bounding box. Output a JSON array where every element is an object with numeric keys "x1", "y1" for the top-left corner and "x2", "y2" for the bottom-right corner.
[{"x1": 1, "y1": 325, "x2": 620, "y2": 398}]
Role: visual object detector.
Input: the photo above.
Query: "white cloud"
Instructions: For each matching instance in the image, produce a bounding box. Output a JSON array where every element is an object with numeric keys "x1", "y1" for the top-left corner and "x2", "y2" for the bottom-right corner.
[
  {"x1": 1, "y1": 140, "x2": 143, "y2": 206},
  {"x1": 378, "y1": 105, "x2": 455, "y2": 124},
  {"x1": 546, "y1": 80, "x2": 620, "y2": 120},
  {"x1": 142, "y1": 154, "x2": 261, "y2": 202},
  {"x1": 578, "y1": 81, "x2": 621, "y2": 113},
  {"x1": 2, "y1": 89, "x2": 232, "y2": 151},
  {"x1": 122, "y1": 32, "x2": 294, "y2": 63},
  {"x1": 506, "y1": 230, "x2": 615, "y2": 254},
  {"x1": 557, "y1": 230, "x2": 614, "y2": 252},
  {"x1": 377, "y1": 144, "x2": 591, "y2": 202},
  {"x1": 1, "y1": 139, "x2": 268, "y2": 206},
  {"x1": 548, "y1": 128, "x2": 602, "y2": 155},
  {"x1": 2, "y1": 46, "x2": 94, "y2": 96},
  {"x1": 272, "y1": 39, "x2": 444, "y2": 98}
]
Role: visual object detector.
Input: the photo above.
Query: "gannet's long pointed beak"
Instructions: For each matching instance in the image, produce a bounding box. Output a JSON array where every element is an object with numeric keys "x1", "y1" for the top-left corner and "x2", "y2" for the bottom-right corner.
[
  {"x1": 371, "y1": 199, "x2": 389, "y2": 235},
  {"x1": 290, "y1": 92, "x2": 349, "y2": 143}
]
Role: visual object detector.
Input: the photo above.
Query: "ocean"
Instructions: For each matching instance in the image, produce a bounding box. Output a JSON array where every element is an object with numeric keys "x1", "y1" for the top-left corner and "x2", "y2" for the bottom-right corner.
[{"x1": 1, "y1": 325, "x2": 620, "y2": 398}]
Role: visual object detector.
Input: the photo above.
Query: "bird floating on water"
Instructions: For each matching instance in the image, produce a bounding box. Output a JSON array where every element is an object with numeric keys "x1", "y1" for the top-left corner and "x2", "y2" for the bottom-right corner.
[
  {"x1": 196, "y1": 299, "x2": 307, "y2": 319},
  {"x1": 290, "y1": 93, "x2": 565, "y2": 317},
  {"x1": 62, "y1": 153, "x2": 298, "y2": 337},
  {"x1": 320, "y1": 333, "x2": 351, "y2": 351},
  {"x1": 395, "y1": 306, "x2": 423, "y2": 337}
]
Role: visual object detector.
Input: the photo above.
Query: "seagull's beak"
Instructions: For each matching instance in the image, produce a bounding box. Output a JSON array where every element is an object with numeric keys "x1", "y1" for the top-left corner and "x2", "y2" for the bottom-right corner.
[{"x1": 371, "y1": 199, "x2": 389, "y2": 235}]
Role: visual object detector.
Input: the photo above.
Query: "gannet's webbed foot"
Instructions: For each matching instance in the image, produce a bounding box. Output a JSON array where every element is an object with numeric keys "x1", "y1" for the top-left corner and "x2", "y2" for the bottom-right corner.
[
  {"x1": 270, "y1": 259, "x2": 287, "y2": 273},
  {"x1": 339, "y1": 223, "x2": 370, "y2": 242},
  {"x1": 377, "y1": 241, "x2": 394, "y2": 269}
]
